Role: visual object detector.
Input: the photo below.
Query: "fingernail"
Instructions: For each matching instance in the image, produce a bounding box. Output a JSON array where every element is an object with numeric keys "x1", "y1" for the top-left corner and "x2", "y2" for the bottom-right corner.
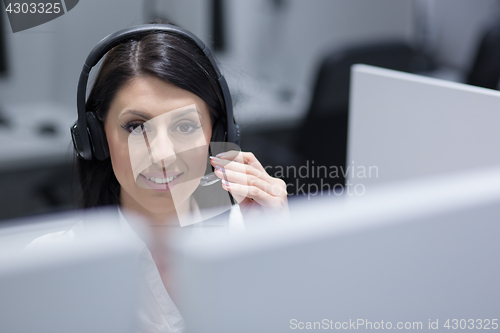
[
  {"x1": 221, "y1": 180, "x2": 230, "y2": 187},
  {"x1": 210, "y1": 156, "x2": 222, "y2": 164},
  {"x1": 216, "y1": 152, "x2": 227, "y2": 158},
  {"x1": 215, "y1": 165, "x2": 224, "y2": 172}
]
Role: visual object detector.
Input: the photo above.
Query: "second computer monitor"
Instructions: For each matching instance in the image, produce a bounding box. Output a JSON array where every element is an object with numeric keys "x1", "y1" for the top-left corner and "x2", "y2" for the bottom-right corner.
[{"x1": 347, "y1": 64, "x2": 500, "y2": 189}]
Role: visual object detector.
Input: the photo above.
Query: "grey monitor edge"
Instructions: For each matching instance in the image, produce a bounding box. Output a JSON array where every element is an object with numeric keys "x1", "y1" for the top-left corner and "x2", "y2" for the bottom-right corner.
[
  {"x1": 346, "y1": 64, "x2": 500, "y2": 189},
  {"x1": 0, "y1": 209, "x2": 140, "y2": 333},
  {"x1": 172, "y1": 166, "x2": 500, "y2": 333}
]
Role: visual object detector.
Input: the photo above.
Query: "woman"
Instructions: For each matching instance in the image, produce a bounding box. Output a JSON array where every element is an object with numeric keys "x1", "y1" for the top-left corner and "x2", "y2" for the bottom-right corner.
[
  {"x1": 77, "y1": 21, "x2": 288, "y2": 223},
  {"x1": 32, "y1": 20, "x2": 288, "y2": 332}
]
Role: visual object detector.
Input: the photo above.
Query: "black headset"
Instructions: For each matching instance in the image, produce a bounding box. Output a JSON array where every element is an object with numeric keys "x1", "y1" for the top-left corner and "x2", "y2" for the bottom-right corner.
[{"x1": 71, "y1": 24, "x2": 240, "y2": 161}]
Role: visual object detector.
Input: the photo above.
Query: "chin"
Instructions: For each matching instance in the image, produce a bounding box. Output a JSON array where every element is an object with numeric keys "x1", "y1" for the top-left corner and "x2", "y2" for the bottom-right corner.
[
  {"x1": 141, "y1": 188, "x2": 192, "y2": 215},
  {"x1": 121, "y1": 176, "x2": 201, "y2": 219},
  {"x1": 137, "y1": 193, "x2": 177, "y2": 213},
  {"x1": 144, "y1": 205, "x2": 177, "y2": 218}
]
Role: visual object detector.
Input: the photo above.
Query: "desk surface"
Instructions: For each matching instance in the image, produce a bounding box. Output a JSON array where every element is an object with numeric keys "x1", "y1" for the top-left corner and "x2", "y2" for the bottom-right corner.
[
  {"x1": 0, "y1": 102, "x2": 75, "y2": 172},
  {"x1": 226, "y1": 73, "x2": 310, "y2": 131}
]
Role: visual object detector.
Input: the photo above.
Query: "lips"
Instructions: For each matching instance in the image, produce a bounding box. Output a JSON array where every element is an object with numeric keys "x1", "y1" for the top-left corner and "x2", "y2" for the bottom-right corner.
[
  {"x1": 143, "y1": 173, "x2": 181, "y2": 184},
  {"x1": 141, "y1": 170, "x2": 183, "y2": 179},
  {"x1": 137, "y1": 171, "x2": 184, "y2": 191}
]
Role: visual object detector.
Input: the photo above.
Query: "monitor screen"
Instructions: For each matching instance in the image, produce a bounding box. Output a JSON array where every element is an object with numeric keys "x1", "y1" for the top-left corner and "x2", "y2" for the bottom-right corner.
[
  {"x1": 347, "y1": 64, "x2": 500, "y2": 189},
  {"x1": 0, "y1": 210, "x2": 140, "y2": 333},
  {"x1": 171, "y1": 167, "x2": 500, "y2": 332}
]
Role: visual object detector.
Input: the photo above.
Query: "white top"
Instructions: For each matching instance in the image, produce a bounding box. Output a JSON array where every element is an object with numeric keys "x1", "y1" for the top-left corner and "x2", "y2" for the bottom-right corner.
[{"x1": 25, "y1": 205, "x2": 245, "y2": 333}]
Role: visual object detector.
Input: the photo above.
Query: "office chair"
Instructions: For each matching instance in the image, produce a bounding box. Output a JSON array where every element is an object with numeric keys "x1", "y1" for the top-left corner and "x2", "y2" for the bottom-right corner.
[
  {"x1": 293, "y1": 41, "x2": 433, "y2": 190},
  {"x1": 466, "y1": 19, "x2": 500, "y2": 90}
]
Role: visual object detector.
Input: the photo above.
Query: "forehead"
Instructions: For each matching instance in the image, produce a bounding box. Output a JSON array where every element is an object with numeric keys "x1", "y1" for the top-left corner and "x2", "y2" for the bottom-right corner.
[{"x1": 108, "y1": 75, "x2": 210, "y2": 120}]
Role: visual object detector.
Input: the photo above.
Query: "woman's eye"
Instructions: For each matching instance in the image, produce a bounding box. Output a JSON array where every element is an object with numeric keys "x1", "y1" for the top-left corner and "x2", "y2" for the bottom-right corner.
[
  {"x1": 122, "y1": 122, "x2": 148, "y2": 135},
  {"x1": 122, "y1": 122, "x2": 149, "y2": 135},
  {"x1": 175, "y1": 122, "x2": 200, "y2": 134},
  {"x1": 179, "y1": 124, "x2": 192, "y2": 133},
  {"x1": 131, "y1": 124, "x2": 143, "y2": 134}
]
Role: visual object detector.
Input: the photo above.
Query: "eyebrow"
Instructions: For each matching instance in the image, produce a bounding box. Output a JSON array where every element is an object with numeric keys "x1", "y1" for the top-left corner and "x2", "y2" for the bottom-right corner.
[
  {"x1": 172, "y1": 108, "x2": 199, "y2": 120},
  {"x1": 120, "y1": 108, "x2": 200, "y2": 121},
  {"x1": 120, "y1": 110, "x2": 151, "y2": 120}
]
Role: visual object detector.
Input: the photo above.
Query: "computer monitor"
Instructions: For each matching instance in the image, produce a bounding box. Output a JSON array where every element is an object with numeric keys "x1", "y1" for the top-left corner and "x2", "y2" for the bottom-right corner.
[
  {"x1": 0, "y1": 210, "x2": 139, "y2": 333},
  {"x1": 347, "y1": 64, "x2": 500, "y2": 189},
  {"x1": 170, "y1": 167, "x2": 500, "y2": 333}
]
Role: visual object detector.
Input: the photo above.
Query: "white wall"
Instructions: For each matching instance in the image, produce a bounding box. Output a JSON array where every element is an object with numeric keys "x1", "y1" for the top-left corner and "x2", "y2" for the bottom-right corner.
[
  {"x1": 421, "y1": 0, "x2": 500, "y2": 71},
  {"x1": 0, "y1": 9, "x2": 55, "y2": 104},
  {"x1": 3, "y1": 0, "x2": 500, "y2": 113},
  {"x1": 51, "y1": 0, "x2": 146, "y2": 107},
  {"x1": 222, "y1": 0, "x2": 414, "y2": 92},
  {"x1": 0, "y1": 0, "x2": 144, "y2": 108},
  {"x1": 0, "y1": 0, "x2": 416, "y2": 111},
  {"x1": 151, "y1": 0, "x2": 211, "y2": 44}
]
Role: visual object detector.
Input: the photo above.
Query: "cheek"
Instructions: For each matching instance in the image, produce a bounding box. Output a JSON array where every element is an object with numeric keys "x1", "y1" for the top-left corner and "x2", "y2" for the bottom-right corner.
[
  {"x1": 176, "y1": 128, "x2": 211, "y2": 180},
  {"x1": 182, "y1": 146, "x2": 208, "y2": 178}
]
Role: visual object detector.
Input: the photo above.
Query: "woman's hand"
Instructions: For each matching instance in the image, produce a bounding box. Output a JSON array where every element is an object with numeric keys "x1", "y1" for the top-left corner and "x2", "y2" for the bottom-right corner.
[{"x1": 210, "y1": 150, "x2": 289, "y2": 221}]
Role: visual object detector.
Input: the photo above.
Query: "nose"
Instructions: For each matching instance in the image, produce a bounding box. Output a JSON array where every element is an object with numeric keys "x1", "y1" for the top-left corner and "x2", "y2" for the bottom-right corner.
[{"x1": 146, "y1": 127, "x2": 177, "y2": 166}]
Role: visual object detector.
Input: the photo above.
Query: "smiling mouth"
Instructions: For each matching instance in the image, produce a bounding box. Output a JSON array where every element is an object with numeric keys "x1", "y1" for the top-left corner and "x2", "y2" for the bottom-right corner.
[{"x1": 142, "y1": 174, "x2": 182, "y2": 184}]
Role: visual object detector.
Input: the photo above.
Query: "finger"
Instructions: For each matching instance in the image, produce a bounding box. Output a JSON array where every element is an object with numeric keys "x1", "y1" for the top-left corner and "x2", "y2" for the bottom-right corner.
[
  {"x1": 221, "y1": 181, "x2": 284, "y2": 208},
  {"x1": 217, "y1": 151, "x2": 266, "y2": 173},
  {"x1": 239, "y1": 151, "x2": 266, "y2": 172},
  {"x1": 215, "y1": 149, "x2": 240, "y2": 161},
  {"x1": 211, "y1": 156, "x2": 268, "y2": 180},
  {"x1": 214, "y1": 166, "x2": 285, "y2": 196}
]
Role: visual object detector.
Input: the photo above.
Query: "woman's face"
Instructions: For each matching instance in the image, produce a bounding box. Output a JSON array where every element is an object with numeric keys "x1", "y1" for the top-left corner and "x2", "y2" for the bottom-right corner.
[{"x1": 104, "y1": 76, "x2": 212, "y2": 219}]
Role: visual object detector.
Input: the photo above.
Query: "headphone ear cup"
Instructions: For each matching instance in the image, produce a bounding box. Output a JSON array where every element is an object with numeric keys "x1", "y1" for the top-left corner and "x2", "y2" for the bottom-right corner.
[
  {"x1": 70, "y1": 122, "x2": 85, "y2": 159},
  {"x1": 232, "y1": 123, "x2": 241, "y2": 146},
  {"x1": 86, "y1": 112, "x2": 110, "y2": 161}
]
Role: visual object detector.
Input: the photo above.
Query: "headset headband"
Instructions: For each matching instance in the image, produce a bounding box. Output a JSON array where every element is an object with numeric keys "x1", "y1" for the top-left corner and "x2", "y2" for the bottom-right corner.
[{"x1": 75, "y1": 24, "x2": 236, "y2": 160}]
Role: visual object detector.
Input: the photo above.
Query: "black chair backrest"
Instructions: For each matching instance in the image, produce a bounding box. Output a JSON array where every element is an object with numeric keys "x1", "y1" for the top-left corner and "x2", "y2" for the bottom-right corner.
[
  {"x1": 295, "y1": 41, "x2": 432, "y2": 187},
  {"x1": 308, "y1": 41, "x2": 431, "y2": 117},
  {"x1": 466, "y1": 20, "x2": 500, "y2": 90}
]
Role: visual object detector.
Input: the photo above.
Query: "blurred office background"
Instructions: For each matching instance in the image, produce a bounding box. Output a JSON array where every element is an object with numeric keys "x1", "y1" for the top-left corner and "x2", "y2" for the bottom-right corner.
[{"x1": 1, "y1": 0, "x2": 500, "y2": 220}]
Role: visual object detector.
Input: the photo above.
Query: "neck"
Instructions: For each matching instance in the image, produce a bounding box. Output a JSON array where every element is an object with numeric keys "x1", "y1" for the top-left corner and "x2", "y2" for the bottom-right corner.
[{"x1": 121, "y1": 190, "x2": 193, "y2": 223}]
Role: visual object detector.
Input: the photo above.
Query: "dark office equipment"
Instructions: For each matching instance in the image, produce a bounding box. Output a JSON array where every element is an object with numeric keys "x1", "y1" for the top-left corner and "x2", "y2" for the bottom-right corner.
[
  {"x1": 0, "y1": 12, "x2": 8, "y2": 127},
  {"x1": 212, "y1": 0, "x2": 226, "y2": 52},
  {"x1": 0, "y1": 163, "x2": 79, "y2": 221},
  {"x1": 0, "y1": 10, "x2": 7, "y2": 76},
  {"x1": 0, "y1": 115, "x2": 8, "y2": 127},
  {"x1": 466, "y1": 19, "x2": 500, "y2": 90},
  {"x1": 38, "y1": 123, "x2": 58, "y2": 136}
]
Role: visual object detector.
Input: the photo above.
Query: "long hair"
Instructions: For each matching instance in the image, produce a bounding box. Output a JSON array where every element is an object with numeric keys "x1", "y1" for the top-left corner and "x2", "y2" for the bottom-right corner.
[{"x1": 77, "y1": 21, "x2": 226, "y2": 208}]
